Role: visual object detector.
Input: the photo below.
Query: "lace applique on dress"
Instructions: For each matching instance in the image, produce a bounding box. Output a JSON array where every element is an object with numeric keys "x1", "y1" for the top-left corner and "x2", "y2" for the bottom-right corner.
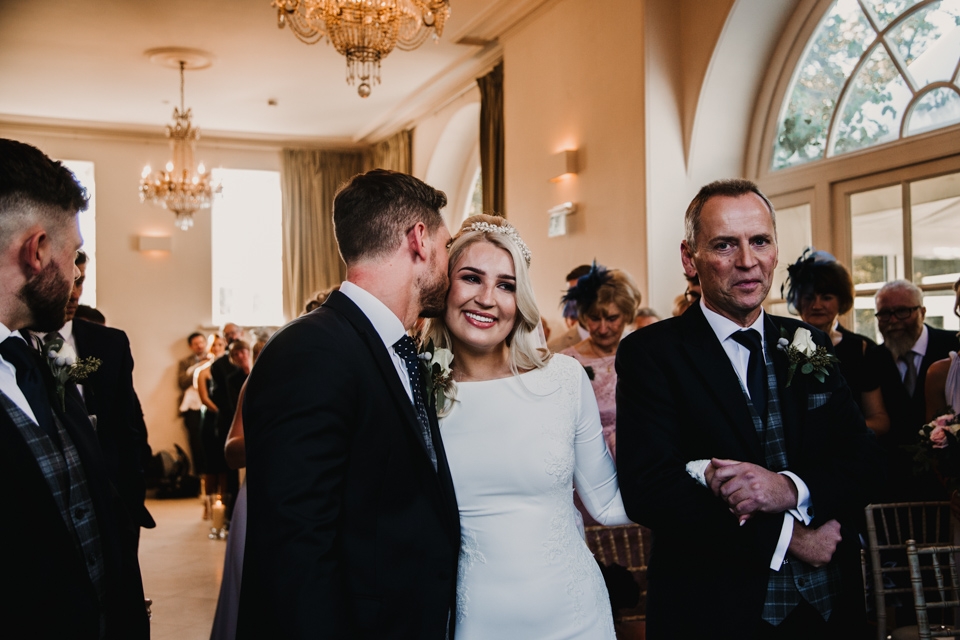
[
  {"x1": 537, "y1": 356, "x2": 608, "y2": 624},
  {"x1": 457, "y1": 527, "x2": 487, "y2": 623}
]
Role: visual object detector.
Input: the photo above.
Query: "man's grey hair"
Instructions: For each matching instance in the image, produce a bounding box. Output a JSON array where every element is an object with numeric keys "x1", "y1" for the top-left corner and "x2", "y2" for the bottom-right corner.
[
  {"x1": 875, "y1": 279, "x2": 923, "y2": 306},
  {"x1": 683, "y1": 178, "x2": 776, "y2": 252}
]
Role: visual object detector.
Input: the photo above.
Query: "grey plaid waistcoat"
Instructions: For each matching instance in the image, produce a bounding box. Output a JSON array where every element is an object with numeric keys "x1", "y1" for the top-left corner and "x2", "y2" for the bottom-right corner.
[
  {"x1": 741, "y1": 348, "x2": 839, "y2": 626},
  {"x1": 0, "y1": 391, "x2": 107, "y2": 616}
]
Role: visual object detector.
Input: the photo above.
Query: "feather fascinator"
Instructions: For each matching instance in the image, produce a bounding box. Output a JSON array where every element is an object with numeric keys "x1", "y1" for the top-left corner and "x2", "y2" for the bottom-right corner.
[
  {"x1": 781, "y1": 247, "x2": 838, "y2": 315},
  {"x1": 562, "y1": 261, "x2": 612, "y2": 313}
]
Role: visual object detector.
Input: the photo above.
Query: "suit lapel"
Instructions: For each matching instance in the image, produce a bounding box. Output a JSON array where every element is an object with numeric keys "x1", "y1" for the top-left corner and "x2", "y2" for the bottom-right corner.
[
  {"x1": 679, "y1": 304, "x2": 763, "y2": 462},
  {"x1": 324, "y1": 292, "x2": 439, "y2": 473}
]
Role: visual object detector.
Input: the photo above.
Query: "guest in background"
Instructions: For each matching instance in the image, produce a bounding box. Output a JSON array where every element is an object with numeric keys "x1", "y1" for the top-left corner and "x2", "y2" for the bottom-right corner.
[
  {"x1": 782, "y1": 249, "x2": 890, "y2": 436},
  {"x1": 179, "y1": 331, "x2": 211, "y2": 475},
  {"x1": 75, "y1": 304, "x2": 105, "y2": 324},
  {"x1": 303, "y1": 284, "x2": 340, "y2": 314},
  {"x1": 197, "y1": 333, "x2": 225, "y2": 519},
  {"x1": 923, "y1": 277, "x2": 960, "y2": 421},
  {"x1": 547, "y1": 264, "x2": 592, "y2": 352},
  {"x1": 210, "y1": 323, "x2": 242, "y2": 519},
  {"x1": 45, "y1": 250, "x2": 156, "y2": 544},
  {"x1": 671, "y1": 274, "x2": 701, "y2": 317},
  {"x1": 561, "y1": 263, "x2": 643, "y2": 460},
  {"x1": 873, "y1": 280, "x2": 959, "y2": 500},
  {"x1": 633, "y1": 308, "x2": 660, "y2": 331}
]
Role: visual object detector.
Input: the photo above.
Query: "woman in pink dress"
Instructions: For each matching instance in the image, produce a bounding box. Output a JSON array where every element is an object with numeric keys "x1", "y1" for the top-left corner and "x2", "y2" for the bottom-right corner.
[{"x1": 560, "y1": 264, "x2": 643, "y2": 461}]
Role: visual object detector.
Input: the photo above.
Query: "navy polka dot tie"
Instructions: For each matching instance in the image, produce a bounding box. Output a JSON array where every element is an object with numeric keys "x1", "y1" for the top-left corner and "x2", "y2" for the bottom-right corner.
[{"x1": 393, "y1": 335, "x2": 437, "y2": 471}]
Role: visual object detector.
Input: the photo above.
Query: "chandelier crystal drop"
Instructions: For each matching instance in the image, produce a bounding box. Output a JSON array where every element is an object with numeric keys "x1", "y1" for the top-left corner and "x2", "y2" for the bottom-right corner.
[
  {"x1": 139, "y1": 60, "x2": 221, "y2": 231},
  {"x1": 272, "y1": 0, "x2": 450, "y2": 97}
]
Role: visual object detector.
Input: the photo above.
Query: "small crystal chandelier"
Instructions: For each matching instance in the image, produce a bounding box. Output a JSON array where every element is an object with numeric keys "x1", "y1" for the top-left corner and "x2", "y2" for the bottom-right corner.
[
  {"x1": 272, "y1": 0, "x2": 450, "y2": 97},
  {"x1": 140, "y1": 56, "x2": 221, "y2": 231}
]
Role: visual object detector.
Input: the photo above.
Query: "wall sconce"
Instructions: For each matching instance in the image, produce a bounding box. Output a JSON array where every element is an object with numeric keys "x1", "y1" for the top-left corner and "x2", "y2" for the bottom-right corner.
[
  {"x1": 547, "y1": 202, "x2": 577, "y2": 238},
  {"x1": 137, "y1": 235, "x2": 172, "y2": 253},
  {"x1": 548, "y1": 149, "x2": 579, "y2": 182}
]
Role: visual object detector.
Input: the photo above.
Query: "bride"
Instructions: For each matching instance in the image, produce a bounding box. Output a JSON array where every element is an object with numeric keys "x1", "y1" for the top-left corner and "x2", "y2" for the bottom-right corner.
[{"x1": 423, "y1": 214, "x2": 631, "y2": 639}]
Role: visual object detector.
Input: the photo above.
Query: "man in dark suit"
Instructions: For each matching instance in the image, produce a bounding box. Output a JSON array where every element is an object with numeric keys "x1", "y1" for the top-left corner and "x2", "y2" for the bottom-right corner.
[
  {"x1": 47, "y1": 250, "x2": 156, "y2": 540},
  {"x1": 872, "y1": 280, "x2": 959, "y2": 500},
  {"x1": 616, "y1": 179, "x2": 884, "y2": 638},
  {"x1": 0, "y1": 138, "x2": 148, "y2": 638},
  {"x1": 238, "y1": 169, "x2": 460, "y2": 640}
]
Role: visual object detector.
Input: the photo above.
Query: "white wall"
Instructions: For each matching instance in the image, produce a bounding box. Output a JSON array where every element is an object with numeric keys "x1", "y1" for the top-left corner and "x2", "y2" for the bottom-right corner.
[{"x1": 0, "y1": 123, "x2": 281, "y2": 456}]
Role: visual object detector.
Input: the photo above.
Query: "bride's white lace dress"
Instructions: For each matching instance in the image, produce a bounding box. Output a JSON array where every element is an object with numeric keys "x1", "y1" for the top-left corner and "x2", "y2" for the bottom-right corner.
[{"x1": 441, "y1": 354, "x2": 630, "y2": 639}]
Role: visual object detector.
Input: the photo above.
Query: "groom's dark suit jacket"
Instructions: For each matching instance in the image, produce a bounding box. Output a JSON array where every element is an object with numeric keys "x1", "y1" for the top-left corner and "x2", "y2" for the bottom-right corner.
[
  {"x1": 0, "y1": 343, "x2": 148, "y2": 639},
  {"x1": 238, "y1": 291, "x2": 461, "y2": 640},
  {"x1": 616, "y1": 304, "x2": 884, "y2": 638}
]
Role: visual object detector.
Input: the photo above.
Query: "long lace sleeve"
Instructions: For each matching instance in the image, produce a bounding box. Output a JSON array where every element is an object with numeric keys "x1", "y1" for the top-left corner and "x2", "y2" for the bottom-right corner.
[{"x1": 572, "y1": 365, "x2": 632, "y2": 526}]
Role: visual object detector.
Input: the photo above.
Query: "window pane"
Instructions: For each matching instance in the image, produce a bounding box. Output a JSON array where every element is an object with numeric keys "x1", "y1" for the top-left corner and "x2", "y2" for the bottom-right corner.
[
  {"x1": 911, "y1": 171, "x2": 960, "y2": 283},
  {"x1": 211, "y1": 169, "x2": 284, "y2": 327},
  {"x1": 862, "y1": 0, "x2": 926, "y2": 29},
  {"x1": 851, "y1": 184, "x2": 904, "y2": 290},
  {"x1": 923, "y1": 287, "x2": 960, "y2": 332},
  {"x1": 773, "y1": 0, "x2": 875, "y2": 169},
  {"x1": 61, "y1": 159, "x2": 96, "y2": 308},
  {"x1": 771, "y1": 203, "x2": 813, "y2": 301},
  {"x1": 831, "y1": 44, "x2": 911, "y2": 155},
  {"x1": 906, "y1": 87, "x2": 960, "y2": 134},
  {"x1": 887, "y1": 0, "x2": 960, "y2": 87}
]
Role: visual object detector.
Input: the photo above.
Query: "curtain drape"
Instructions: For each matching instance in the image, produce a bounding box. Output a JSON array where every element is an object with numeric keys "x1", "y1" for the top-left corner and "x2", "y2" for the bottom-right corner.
[
  {"x1": 280, "y1": 149, "x2": 363, "y2": 320},
  {"x1": 364, "y1": 129, "x2": 412, "y2": 173},
  {"x1": 477, "y1": 62, "x2": 505, "y2": 217}
]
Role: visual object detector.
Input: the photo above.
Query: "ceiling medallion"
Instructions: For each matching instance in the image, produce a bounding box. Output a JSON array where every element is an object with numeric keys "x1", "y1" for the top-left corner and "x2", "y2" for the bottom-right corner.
[{"x1": 272, "y1": 0, "x2": 450, "y2": 97}]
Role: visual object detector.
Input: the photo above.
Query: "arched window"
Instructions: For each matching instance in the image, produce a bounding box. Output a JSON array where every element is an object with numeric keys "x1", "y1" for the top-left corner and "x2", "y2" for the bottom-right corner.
[{"x1": 774, "y1": 0, "x2": 960, "y2": 170}]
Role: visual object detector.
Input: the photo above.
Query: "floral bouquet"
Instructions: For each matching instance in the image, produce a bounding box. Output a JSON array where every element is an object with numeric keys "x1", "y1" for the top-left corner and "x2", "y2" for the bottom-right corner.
[{"x1": 910, "y1": 409, "x2": 960, "y2": 490}]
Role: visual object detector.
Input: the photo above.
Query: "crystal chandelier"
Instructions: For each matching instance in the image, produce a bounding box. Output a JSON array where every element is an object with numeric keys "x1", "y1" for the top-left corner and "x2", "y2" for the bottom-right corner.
[
  {"x1": 272, "y1": 0, "x2": 450, "y2": 97},
  {"x1": 140, "y1": 59, "x2": 221, "y2": 231}
]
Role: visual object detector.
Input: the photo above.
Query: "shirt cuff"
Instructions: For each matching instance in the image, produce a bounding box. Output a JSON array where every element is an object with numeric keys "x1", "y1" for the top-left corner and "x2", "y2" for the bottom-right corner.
[
  {"x1": 686, "y1": 459, "x2": 710, "y2": 487},
  {"x1": 779, "y1": 470, "x2": 812, "y2": 525},
  {"x1": 770, "y1": 513, "x2": 794, "y2": 571}
]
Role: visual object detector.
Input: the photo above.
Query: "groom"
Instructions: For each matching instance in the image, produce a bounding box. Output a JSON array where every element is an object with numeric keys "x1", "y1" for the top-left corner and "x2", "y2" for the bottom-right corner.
[
  {"x1": 238, "y1": 170, "x2": 460, "y2": 639},
  {"x1": 616, "y1": 179, "x2": 884, "y2": 638}
]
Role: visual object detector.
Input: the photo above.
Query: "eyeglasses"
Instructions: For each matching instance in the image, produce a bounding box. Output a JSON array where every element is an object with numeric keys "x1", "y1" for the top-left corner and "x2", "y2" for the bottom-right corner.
[{"x1": 875, "y1": 306, "x2": 921, "y2": 321}]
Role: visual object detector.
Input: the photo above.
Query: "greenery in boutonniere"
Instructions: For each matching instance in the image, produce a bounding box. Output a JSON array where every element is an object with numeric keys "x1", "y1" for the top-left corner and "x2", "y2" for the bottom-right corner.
[
  {"x1": 43, "y1": 335, "x2": 100, "y2": 411},
  {"x1": 776, "y1": 326, "x2": 838, "y2": 387},
  {"x1": 418, "y1": 338, "x2": 454, "y2": 414}
]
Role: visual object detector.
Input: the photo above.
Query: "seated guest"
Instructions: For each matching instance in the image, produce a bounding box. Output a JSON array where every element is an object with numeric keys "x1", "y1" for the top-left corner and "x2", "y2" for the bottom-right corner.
[
  {"x1": 560, "y1": 263, "x2": 643, "y2": 460},
  {"x1": 547, "y1": 264, "x2": 592, "y2": 352},
  {"x1": 873, "y1": 279, "x2": 959, "y2": 500},
  {"x1": 782, "y1": 249, "x2": 889, "y2": 436},
  {"x1": 924, "y1": 277, "x2": 960, "y2": 421}
]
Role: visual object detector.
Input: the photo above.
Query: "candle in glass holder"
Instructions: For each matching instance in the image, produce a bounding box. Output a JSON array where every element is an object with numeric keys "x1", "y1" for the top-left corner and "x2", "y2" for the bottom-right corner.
[{"x1": 212, "y1": 498, "x2": 225, "y2": 532}]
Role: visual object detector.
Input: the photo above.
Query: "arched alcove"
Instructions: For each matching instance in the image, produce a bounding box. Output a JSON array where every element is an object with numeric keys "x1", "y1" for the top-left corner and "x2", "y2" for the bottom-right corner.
[{"x1": 423, "y1": 101, "x2": 482, "y2": 228}]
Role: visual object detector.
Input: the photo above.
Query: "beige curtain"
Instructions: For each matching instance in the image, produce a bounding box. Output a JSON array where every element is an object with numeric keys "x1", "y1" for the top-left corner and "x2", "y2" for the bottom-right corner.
[
  {"x1": 477, "y1": 62, "x2": 505, "y2": 217},
  {"x1": 280, "y1": 149, "x2": 363, "y2": 320},
  {"x1": 364, "y1": 129, "x2": 413, "y2": 173}
]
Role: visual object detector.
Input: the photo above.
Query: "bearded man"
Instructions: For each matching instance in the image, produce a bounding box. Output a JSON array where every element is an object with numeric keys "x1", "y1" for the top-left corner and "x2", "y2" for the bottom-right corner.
[
  {"x1": 873, "y1": 279, "x2": 959, "y2": 500},
  {"x1": 0, "y1": 138, "x2": 148, "y2": 638},
  {"x1": 238, "y1": 170, "x2": 460, "y2": 639}
]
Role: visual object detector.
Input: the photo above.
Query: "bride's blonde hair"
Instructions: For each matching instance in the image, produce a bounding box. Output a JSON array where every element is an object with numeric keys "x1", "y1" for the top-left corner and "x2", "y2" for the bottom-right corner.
[{"x1": 422, "y1": 214, "x2": 551, "y2": 415}]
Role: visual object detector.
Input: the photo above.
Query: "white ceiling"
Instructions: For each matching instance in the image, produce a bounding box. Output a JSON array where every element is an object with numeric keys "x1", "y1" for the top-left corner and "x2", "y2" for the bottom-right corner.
[{"x1": 0, "y1": 0, "x2": 541, "y2": 144}]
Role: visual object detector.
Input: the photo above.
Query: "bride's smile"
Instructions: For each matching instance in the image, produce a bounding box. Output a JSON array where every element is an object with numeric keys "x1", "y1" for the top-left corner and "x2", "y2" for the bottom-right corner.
[{"x1": 445, "y1": 241, "x2": 518, "y2": 355}]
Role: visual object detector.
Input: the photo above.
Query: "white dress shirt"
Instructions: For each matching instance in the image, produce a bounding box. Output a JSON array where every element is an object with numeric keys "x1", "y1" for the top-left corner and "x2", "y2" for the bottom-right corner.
[
  {"x1": 339, "y1": 281, "x2": 414, "y2": 402},
  {"x1": 0, "y1": 321, "x2": 39, "y2": 425},
  {"x1": 691, "y1": 300, "x2": 813, "y2": 571}
]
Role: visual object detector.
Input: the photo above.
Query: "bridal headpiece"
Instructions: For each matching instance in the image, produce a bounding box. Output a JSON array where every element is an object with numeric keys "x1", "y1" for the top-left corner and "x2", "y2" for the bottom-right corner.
[{"x1": 468, "y1": 220, "x2": 532, "y2": 266}]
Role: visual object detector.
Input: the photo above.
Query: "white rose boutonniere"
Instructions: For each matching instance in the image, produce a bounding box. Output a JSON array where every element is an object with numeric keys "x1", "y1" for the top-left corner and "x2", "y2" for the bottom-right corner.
[
  {"x1": 776, "y1": 326, "x2": 838, "y2": 387},
  {"x1": 43, "y1": 335, "x2": 101, "y2": 411},
  {"x1": 418, "y1": 339, "x2": 454, "y2": 413}
]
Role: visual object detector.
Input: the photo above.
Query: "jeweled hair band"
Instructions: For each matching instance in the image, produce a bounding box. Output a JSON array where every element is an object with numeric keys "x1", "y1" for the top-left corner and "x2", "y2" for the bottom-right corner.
[{"x1": 468, "y1": 221, "x2": 532, "y2": 265}]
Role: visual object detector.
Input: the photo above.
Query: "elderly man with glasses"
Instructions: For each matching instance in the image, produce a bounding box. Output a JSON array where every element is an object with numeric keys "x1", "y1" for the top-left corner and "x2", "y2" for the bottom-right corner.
[{"x1": 872, "y1": 279, "x2": 959, "y2": 501}]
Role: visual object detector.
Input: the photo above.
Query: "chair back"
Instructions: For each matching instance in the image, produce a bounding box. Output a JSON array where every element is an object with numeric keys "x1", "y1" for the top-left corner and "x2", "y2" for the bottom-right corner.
[
  {"x1": 585, "y1": 523, "x2": 651, "y2": 622},
  {"x1": 905, "y1": 540, "x2": 960, "y2": 639},
  {"x1": 865, "y1": 501, "x2": 952, "y2": 640}
]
